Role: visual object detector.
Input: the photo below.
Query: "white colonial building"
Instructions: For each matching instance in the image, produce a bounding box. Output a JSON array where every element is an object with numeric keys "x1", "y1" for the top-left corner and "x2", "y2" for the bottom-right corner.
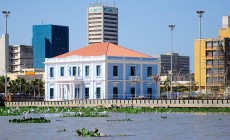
[{"x1": 45, "y1": 42, "x2": 160, "y2": 101}]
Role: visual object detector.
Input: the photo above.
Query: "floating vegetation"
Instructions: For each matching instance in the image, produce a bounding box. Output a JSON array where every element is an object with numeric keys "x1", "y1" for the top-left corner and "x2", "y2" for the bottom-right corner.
[
  {"x1": 1, "y1": 106, "x2": 230, "y2": 116},
  {"x1": 9, "y1": 117, "x2": 50, "y2": 123},
  {"x1": 161, "y1": 116, "x2": 167, "y2": 119},
  {"x1": 61, "y1": 111, "x2": 109, "y2": 117},
  {"x1": 107, "y1": 118, "x2": 132, "y2": 121},
  {"x1": 75, "y1": 128, "x2": 100, "y2": 137},
  {"x1": 57, "y1": 128, "x2": 68, "y2": 132},
  {"x1": 116, "y1": 133, "x2": 128, "y2": 136}
]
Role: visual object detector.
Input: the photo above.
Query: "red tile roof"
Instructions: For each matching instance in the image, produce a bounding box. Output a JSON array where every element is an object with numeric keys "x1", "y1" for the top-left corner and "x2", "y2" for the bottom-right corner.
[{"x1": 55, "y1": 42, "x2": 152, "y2": 58}]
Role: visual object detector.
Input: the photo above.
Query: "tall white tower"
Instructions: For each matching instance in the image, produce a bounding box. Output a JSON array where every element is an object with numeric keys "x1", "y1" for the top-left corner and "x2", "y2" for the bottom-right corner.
[
  {"x1": 222, "y1": 12, "x2": 230, "y2": 28},
  {"x1": 0, "y1": 34, "x2": 9, "y2": 76},
  {"x1": 88, "y1": 3, "x2": 118, "y2": 45}
]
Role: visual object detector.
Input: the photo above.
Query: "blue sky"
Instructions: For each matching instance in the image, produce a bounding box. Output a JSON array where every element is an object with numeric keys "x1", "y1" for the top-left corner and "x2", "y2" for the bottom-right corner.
[{"x1": 0, "y1": 0, "x2": 230, "y2": 71}]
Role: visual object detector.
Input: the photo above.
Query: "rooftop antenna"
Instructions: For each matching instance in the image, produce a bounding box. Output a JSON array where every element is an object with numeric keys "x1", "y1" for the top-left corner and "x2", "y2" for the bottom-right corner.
[
  {"x1": 42, "y1": 20, "x2": 43, "y2": 25},
  {"x1": 114, "y1": 0, "x2": 116, "y2": 7}
]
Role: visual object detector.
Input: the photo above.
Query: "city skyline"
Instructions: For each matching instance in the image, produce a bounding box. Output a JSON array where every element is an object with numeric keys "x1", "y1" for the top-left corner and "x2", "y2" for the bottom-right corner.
[{"x1": 1, "y1": 0, "x2": 230, "y2": 72}]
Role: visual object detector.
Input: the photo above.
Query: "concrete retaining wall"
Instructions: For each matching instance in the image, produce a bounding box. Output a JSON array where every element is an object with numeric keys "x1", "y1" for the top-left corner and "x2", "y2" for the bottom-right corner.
[{"x1": 5, "y1": 99, "x2": 230, "y2": 108}]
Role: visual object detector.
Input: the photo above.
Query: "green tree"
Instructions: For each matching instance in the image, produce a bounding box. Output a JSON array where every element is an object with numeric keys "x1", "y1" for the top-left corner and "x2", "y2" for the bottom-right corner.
[
  {"x1": 8, "y1": 80, "x2": 18, "y2": 94},
  {"x1": 0, "y1": 76, "x2": 5, "y2": 93},
  {"x1": 14, "y1": 77, "x2": 27, "y2": 94},
  {"x1": 0, "y1": 76, "x2": 10, "y2": 93},
  {"x1": 37, "y1": 79, "x2": 44, "y2": 96},
  {"x1": 23, "y1": 82, "x2": 32, "y2": 95},
  {"x1": 30, "y1": 79, "x2": 38, "y2": 97},
  {"x1": 163, "y1": 78, "x2": 170, "y2": 92}
]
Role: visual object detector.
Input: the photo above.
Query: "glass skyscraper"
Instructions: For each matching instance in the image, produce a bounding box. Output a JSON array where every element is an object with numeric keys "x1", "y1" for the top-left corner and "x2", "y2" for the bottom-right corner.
[{"x1": 32, "y1": 24, "x2": 69, "y2": 68}]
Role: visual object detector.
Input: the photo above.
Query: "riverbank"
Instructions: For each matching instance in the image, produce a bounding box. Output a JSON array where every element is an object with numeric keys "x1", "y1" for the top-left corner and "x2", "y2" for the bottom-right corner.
[{"x1": 1, "y1": 106, "x2": 230, "y2": 116}]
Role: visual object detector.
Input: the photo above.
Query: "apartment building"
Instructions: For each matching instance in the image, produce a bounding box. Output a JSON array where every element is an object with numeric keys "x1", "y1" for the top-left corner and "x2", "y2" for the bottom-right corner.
[
  {"x1": 160, "y1": 53, "x2": 190, "y2": 81},
  {"x1": 88, "y1": 4, "x2": 118, "y2": 45},
  {"x1": 9, "y1": 45, "x2": 33, "y2": 73},
  {"x1": 194, "y1": 12, "x2": 230, "y2": 95}
]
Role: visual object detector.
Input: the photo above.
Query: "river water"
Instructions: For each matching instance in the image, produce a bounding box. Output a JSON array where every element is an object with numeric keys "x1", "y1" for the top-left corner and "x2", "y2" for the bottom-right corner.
[{"x1": 0, "y1": 112, "x2": 230, "y2": 140}]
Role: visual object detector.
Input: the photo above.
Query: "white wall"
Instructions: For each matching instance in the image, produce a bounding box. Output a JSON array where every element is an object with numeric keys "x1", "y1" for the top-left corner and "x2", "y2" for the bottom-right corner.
[{"x1": 0, "y1": 34, "x2": 9, "y2": 76}]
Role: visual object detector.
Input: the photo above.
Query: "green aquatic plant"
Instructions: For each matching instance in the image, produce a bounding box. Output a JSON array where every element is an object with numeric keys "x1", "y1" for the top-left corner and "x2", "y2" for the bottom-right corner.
[
  {"x1": 107, "y1": 118, "x2": 133, "y2": 121},
  {"x1": 2, "y1": 106, "x2": 230, "y2": 116},
  {"x1": 76, "y1": 128, "x2": 100, "y2": 137},
  {"x1": 9, "y1": 117, "x2": 50, "y2": 123},
  {"x1": 61, "y1": 110, "x2": 109, "y2": 117},
  {"x1": 57, "y1": 128, "x2": 67, "y2": 132}
]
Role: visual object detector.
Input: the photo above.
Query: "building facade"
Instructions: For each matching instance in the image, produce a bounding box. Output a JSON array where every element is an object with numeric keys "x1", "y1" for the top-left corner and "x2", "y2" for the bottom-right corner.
[
  {"x1": 32, "y1": 24, "x2": 69, "y2": 69},
  {"x1": 45, "y1": 43, "x2": 160, "y2": 101},
  {"x1": 194, "y1": 12, "x2": 230, "y2": 95},
  {"x1": 88, "y1": 4, "x2": 118, "y2": 45},
  {"x1": 9, "y1": 45, "x2": 33, "y2": 73},
  {"x1": 160, "y1": 53, "x2": 190, "y2": 81},
  {"x1": 0, "y1": 34, "x2": 9, "y2": 76}
]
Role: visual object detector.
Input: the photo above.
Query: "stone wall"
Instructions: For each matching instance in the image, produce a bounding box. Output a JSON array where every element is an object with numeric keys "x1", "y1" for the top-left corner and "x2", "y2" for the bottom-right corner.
[{"x1": 5, "y1": 99, "x2": 230, "y2": 108}]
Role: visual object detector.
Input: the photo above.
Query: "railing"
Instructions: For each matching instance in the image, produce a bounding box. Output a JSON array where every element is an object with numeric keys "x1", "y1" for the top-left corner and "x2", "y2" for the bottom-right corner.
[
  {"x1": 9, "y1": 95, "x2": 44, "y2": 102},
  {"x1": 56, "y1": 76, "x2": 83, "y2": 81},
  {"x1": 129, "y1": 76, "x2": 141, "y2": 81},
  {"x1": 5, "y1": 99, "x2": 230, "y2": 108}
]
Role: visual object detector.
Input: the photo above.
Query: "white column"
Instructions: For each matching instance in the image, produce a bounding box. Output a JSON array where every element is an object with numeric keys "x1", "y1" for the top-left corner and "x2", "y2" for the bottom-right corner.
[
  {"x1": 140, "y1": 64, "x2": 143, "y2": 96},
  {"x1": 70, "y1": 83, "x2": 73, "y2": 100},
  {"x1": 73, "y1": 84, "x2": 75, "y2": 99},
  {"x1": 61, "y1": 85, "x2": 63, "y2": 100},
  {"x1": 123, "y1": 62, "x2": 126, "y2": 99},
  {"x1": 56, "y1": 84, "x2": 59, "y2": 100}
]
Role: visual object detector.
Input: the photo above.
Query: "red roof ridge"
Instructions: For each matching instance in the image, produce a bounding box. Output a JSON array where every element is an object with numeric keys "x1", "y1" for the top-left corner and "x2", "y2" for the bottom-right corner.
[
  {"x1": 109, "y1": 43, "x2": 152, "y2": 58},
  {"x1": 54, "y1": 42, "x2": 152, "y2": 58},
  {"x1": 106, "y1": 42, "x2": 109, "y2": 56}
]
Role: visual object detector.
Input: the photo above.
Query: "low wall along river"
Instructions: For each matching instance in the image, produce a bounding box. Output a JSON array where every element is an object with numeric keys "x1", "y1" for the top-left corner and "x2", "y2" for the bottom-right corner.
[{"x1": 5, "y1": 99, "x2": 230, "y2": 108}]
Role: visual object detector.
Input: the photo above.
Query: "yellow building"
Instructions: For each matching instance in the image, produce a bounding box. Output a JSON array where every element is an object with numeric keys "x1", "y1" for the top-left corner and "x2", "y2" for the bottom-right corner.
[
  {"x1": 194, "y1": 12, "x2": 230, "y2": 95},
  {"x1": 8, "y1": 68, "x2": 45, "y2": 81},
  {"x1": 194, "y1": 39, "x2": 206, "y2": 91}
]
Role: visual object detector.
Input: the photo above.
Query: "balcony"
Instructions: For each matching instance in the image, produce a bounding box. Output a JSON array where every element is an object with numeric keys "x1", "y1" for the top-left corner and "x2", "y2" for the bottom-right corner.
[
  {"x1": 129, "y1": 76, "x2": 141, "y2": 82},
  {"x1": 56, "y1": 76, "x2": 83, "y2": 82}
]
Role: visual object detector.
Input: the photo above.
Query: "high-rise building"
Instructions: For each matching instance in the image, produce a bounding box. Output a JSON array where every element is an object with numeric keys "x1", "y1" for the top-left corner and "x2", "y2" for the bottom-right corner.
[
  {"x1": 194, "y1": 12, "x2": 230, "y2": 95},
  {"x1": 160, "y1": 53, "x2": 190, "y2": 81},
  {"x1": 88, "y1": 4, "x2": 118, "y2": 45},
  {"x1": 0, "y1": 34, "x2": 9, "y2": 76},
  {"x1": 9, "y1": 45, "x2": 33, "y2": 73},
  {"x1": 32, "y1": 24, "x2": 69, "y2": 69}
]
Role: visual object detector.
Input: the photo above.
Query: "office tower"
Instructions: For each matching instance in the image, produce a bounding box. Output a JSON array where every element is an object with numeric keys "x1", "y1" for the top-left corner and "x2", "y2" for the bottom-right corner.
[
  {"x1": 88, "y1": 4, "x2": 118, "y2": 45},
  {"x1": 32, "y1": 24, "x2": 69, "y2": 69},
  {"x1": 9, "y1": 45, "x2": 33, "y2": 73},
  {"x1": 194, "y1": 12, "x2": 230, "y2": 95},
  {"x1": 0, "y1": 34, "x2": 9, "y2": 76},
  {"x1": 160, "y1": 53, "x2": 190, "y2": 81}
]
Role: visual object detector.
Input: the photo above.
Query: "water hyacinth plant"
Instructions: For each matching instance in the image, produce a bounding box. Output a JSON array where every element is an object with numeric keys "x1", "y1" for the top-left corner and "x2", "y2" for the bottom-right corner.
[
  {"x1": 76, "y1": 128, "x2": 100, "y2": 137},
  {"x1": 106, "y1": 118, "x2": 133, "y2": 121},
  {"x1": 61, "y1": 110, "x2": 109, "y2": 117},
  {"x1": 1, "y1": 106, "x2": 230, "y2": 116},
  {"x1": 9, "y1": 117, "x2": 50, "y2": 123}
]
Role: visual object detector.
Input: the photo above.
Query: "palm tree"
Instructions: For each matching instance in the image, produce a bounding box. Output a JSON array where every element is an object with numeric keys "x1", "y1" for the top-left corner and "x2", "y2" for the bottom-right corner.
[
  {"x1": 30, "y1": 79, "x2": 38, "y2": 97},
  {"x1": 163, "y1": 78, "x2": 170, "y2": 92},
  {"x1": 14, "y1": 77, "x2": 27, "y2": 94},
  {"x1": 37, "y1": 79, "x2": 44, "y2": 96},
  {"x1": 23, "y1": 82, "x2": 31, "y2": 95},
  {"x1": 0, "y1": 76, "x2": 5, "y2": 93},
  {"x1": 0, "y1": 76, "x2": 9, "y2": 93},
  {"x1": 8, "y1": 80, "x2": 18, "y2": 94}
]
